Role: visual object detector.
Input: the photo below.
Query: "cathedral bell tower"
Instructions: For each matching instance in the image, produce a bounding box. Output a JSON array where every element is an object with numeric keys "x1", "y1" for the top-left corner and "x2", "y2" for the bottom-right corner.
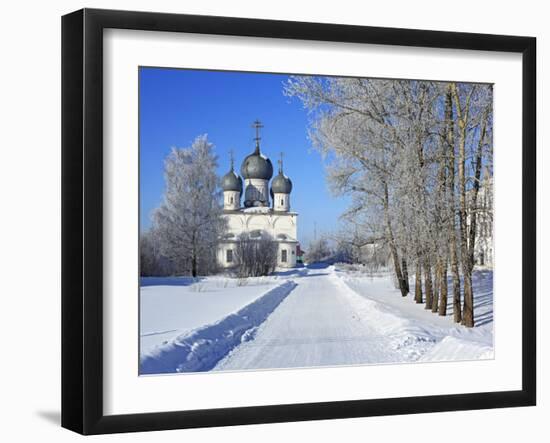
[
  {"x1": 271, "y1": 153, "x2": 293, "y2": 212},
  {"x1": 221, "y1": 150, "x2": 242, "y2": 211}
]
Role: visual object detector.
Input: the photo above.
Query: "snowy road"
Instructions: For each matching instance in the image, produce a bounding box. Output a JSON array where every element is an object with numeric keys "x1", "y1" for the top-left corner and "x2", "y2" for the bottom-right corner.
[
  {"x1": 140, "y1": 264, "x2": 493, "y2": 374},
  {"x1": 215, "y1": 266, "x2": 403, "y2": 371}
]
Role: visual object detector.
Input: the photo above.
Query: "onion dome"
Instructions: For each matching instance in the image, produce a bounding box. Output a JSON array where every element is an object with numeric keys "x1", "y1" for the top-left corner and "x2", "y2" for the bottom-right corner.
[
  {"x1": 240, "y1": 144, "x2": 273, "y2": 180},
  {"x1": 270, "y1": 153, "x2": 292, "y2": 194},
  {"x1": 221, "y1": 152, "x2": 243, "y2": 192},
  {"x1": 241, "y1": 119, "x2": 274, "y2": 180},
  {"x1": 221, "y1": 170, "x2": 243, "y2": 192},
  {"x1": 271, "y1": 173, "x2": 292, "y2": 194}
]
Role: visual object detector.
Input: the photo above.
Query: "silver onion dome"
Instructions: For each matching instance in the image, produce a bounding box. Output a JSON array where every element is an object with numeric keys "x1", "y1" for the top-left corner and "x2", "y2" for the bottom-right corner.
[
  {"x1": 221, "y1": 169, "x2": 243, "y2": 192},
  {"x1": 271, "y1": 172, "x2": 292, "y2": 194},
  {"x1": 270, "y1": 152, "x2": 292, "y2": 195},
  {"x1": 240, "y1": 145, "x2": 274, "y2": 180}
]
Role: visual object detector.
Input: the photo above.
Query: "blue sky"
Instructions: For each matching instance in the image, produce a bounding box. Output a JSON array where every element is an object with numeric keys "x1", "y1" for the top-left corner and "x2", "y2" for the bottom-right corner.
[{"x1": 139, "y1": 67, "x2": 350, "y2": 246}]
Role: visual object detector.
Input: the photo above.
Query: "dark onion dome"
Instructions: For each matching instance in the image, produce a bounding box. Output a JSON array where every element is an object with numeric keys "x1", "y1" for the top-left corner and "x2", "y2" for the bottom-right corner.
[
  {"x1": 271, "y1": 172, "x2": 293, "y2": 194},
  {"x1": 240, "y1": 144, "x2": 274, "y2": 180},
  {"x1": 221, "y1": 169, "x2": 243, "y2": 193}
]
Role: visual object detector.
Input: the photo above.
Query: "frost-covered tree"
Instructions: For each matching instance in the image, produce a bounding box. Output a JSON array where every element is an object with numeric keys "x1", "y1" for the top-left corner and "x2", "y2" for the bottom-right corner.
[
  {"x1": 306, "y1": 236, "x2": 333, "y2": 264},
  {"x1": 285, "y1": 77, "x2": 413, "y2": 296},
  {"x1": 139, "y1": 229, "x2": 175, "y2": 277},
  {"x1": 140, "y1": 230, "x2": 158, "y2": 277},
  {"x1": 285, "y1": 76, "x2": 492, "y2": 327},
  {"x1": 450, "y1": 82, "x2": 493, "y2": 327},
  {"x1": 152, "y1": 135, "x2": 226, "y2": 277},
  {"x1": 331, "y1": 223, "x2": 385, "y2": 268}
]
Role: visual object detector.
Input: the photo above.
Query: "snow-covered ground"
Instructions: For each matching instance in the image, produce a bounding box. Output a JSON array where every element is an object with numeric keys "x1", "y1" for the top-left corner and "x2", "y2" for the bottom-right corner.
[
  {"x1": 140, "y1": 275, "x2": 292, "y2": 356},
  {"x1": 140, "y1": 280, "x2": 297, "y2": 374},
  {"x1": 139, "y1": 265, "x2": 493, "y2": 375},
  {"x1": 334, "y1": 266, "x2": 493, "y2": 363}
]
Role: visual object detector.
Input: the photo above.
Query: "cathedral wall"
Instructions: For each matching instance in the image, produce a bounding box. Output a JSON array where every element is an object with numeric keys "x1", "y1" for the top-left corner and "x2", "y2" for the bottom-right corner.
[
  {"x1": 219, "y1": 212, "x2": 298, "y2": 269},
  {"x1": 224, "y1": 213, "x2": 247, "y2": 238},
  {"x1": 222, "y1": 212, "x2": 297, "y2": 241},
  {"x1": 272, "y1": 214, "x2": 297, "y2": 241},
  {"x1": 217, "y1": 241, "x2": 238, "y2": 269},
  {"x1": 276, "y1": 241, "x2": 297, "y2": 268},
  {"x1": 246, "y1": 214, "x2": 272, "y2": 233},
  {"x1": 217, "y1": 239, "x2": 297, "y2": 269}
]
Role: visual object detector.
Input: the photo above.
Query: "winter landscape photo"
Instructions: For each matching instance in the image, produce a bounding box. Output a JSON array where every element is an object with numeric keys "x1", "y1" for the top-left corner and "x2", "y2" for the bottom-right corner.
[{"x1": 138, "y1": 67, "x2": 494, "y2": 376}]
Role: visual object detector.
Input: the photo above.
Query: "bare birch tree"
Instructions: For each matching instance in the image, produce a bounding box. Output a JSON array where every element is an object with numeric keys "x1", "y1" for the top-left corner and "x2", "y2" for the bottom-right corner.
[{"x1": 152, "y1": 135, "x2": 226, "y2": 277}]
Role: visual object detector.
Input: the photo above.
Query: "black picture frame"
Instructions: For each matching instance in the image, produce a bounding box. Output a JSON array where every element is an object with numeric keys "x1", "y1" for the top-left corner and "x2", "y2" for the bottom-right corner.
[{"x1": 61, "y1": 8, "x2": 536, "y2": 435}]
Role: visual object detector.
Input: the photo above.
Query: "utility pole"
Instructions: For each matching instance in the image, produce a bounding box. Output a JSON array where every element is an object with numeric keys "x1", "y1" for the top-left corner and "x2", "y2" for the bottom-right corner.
[{"x1": 313, "y1": 221, "x2": 317, "y2": 241}]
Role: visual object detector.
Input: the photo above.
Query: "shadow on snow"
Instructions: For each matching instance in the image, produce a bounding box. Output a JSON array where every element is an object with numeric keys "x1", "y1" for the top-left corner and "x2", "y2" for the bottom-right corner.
[
  {"x1": 139, "y1": 280, "x2": 298, "y2": 374},
  {"x1": 421, "y1": 270, "x2": 493, "y2": 327},
  {"x1": 140, "y1": 276, "x2": 205, "y2": 287}
]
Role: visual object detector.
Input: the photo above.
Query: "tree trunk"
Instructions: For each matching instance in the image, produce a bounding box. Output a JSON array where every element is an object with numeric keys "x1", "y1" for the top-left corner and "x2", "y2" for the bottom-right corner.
[
  {"x1": 438, "y1": 260, "x2": 448, "y2": 316},
  {"x1": 433, "y1": 96, "x2": 448, "y2": 316},
  {"x1": 424, "y1": 258, "x2": 433, "y2": 310},
  {"x1": 462, "y1": 272, "x2": 474, "y2": 327},
  {"x1": 191, "y1": 252, "x2": 197, "y2": 278},
  {"x1": 402, "y1": 257, "x2": 410, "y2": 295},
  {"x1": 457, "y1": 145, "x2": 472, "y2": 326},
  {"x1": 451, "y1": 83, "x2": 475, "y2": 328},
  {"x1": 415, "y1": 261, "x2": 423, "y2": 303},
  {"x1": 389, "y1": 242, "x2": 407, "y2": 297},
  {"x1": 383, "y1": 181, "x2": 408, "y2": 297},
  {"x1": 432, "y1": 260, "x2": 440, "y2": 313},
  {"x1": 451, "y1": 254, "x2": 461, "y2": 322},
  {"x1": 446, "y1": 86, "x2": 462, "y2": 324}
]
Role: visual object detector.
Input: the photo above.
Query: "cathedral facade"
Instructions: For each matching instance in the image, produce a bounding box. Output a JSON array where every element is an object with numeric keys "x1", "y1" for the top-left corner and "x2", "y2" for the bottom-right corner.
[{"x1": 217, "y1": 122, "x2": 298, "y2": 269}]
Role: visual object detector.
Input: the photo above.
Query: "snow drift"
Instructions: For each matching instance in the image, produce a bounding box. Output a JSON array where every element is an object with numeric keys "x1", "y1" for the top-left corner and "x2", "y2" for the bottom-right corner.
[
  {"x1": 140, "y1": 280, "x2": 297, "y2": 374},
  {"x1": 139, "y1": 275, "x2": 284, "y2": 355},
  {"x1": 419, "y1": 336, "x2": 494, "y2": 362},
  {"x1": 334, "y1": 266, "x2": 494, "y2": 363}
]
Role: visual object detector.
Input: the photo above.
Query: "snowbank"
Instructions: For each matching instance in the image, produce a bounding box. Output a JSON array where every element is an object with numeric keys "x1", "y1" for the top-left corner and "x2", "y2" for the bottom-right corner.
[
  {"x1": 333, "y1": 267, "x2": 494, "y2": 362},
  {"x1": 140, "y1": 275, "x2": 283, "y2": 355},
  {"x1": 140, "y1": 280, "x2": 297, "y2": 374},
  {"x1": 419, "y1": 336, "x2": 494, "y2": 362}
]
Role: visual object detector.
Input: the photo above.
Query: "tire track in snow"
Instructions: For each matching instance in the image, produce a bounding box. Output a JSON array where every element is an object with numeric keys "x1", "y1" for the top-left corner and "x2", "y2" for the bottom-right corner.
[{"x1": 214, "y1": 267, "x2": 403, "y2": 371}]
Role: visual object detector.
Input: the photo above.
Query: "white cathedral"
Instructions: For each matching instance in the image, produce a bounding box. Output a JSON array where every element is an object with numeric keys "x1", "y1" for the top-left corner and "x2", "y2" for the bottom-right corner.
[{"x1": 217, "y1": 121, "x2": 298, "y2": 269}]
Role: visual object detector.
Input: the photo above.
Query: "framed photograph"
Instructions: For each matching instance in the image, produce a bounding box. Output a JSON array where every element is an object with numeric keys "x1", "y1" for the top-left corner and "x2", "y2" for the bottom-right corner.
[{"x1": 61, "y1": 8, "x2": 536, "y2": 435}]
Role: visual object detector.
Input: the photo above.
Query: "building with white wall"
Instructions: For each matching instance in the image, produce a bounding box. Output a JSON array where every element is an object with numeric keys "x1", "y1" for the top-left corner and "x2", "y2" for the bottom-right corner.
[
  {"x1": 470, "y1": 174, "x2": 493, "y2": 267},
  {"x1": 217, "y1": 121, "x2": 298, "y2": 269}
]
